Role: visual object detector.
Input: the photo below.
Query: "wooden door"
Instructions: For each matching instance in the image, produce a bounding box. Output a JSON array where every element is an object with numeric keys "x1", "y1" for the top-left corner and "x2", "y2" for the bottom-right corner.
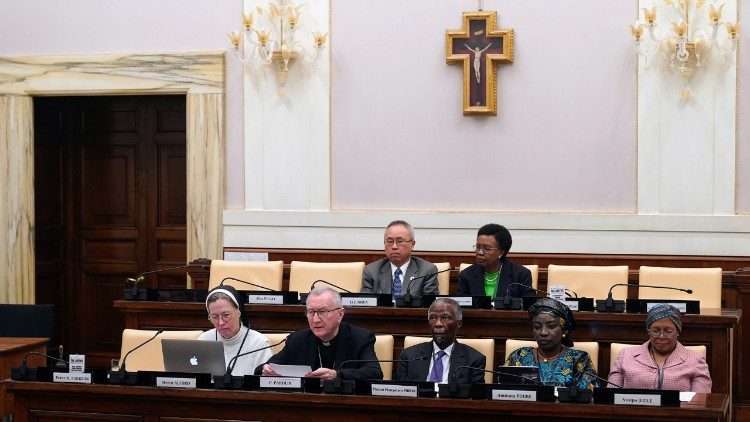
[{"x1": 34, "y1": 95, "x2": 187, "y2": 366}]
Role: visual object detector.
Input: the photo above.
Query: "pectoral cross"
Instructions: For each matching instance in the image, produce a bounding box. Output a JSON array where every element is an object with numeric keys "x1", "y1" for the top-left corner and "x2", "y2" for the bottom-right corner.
[{"x1": 446, "y1": 11, "x2": 514, "y2": 116}]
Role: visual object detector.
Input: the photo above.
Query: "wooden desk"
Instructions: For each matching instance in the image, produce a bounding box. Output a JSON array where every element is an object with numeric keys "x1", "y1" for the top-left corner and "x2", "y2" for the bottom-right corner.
[
  {"x1": 0, "y1": 338, "x2": 47, "y2": 417},
  {"x1": 4, "y1": 381, "x2": 729, "y2": 422},
  {"x1": 113, "y1": 301, "x2": 739, "y2": 401}
]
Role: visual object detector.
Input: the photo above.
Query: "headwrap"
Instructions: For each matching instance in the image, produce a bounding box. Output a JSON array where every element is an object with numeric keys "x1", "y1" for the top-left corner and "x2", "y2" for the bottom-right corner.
[
  {"x1": 645, "y1": 304, "x2": 682, "y2": 333},
  {"x1": 205, "y1": 285, "x2": 250, "y2": 327},
  {"x1": 528, "y1": 298, "x2": 575, "y2": 347}
]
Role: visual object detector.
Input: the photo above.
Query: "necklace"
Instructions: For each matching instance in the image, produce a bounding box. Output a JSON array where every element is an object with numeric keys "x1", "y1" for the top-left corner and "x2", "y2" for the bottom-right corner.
[{"x1": 537, "y1": 347, "x2": 564, "y2": 363}]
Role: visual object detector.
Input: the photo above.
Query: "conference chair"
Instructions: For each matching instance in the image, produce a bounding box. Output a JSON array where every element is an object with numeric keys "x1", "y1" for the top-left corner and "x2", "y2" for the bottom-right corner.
[
  {"x1": 374, "y1": 335, "x2": 395, "y2": 380},
  {"x1": 547, "y1": 265, "x2": 629, "y2": 301},
  {"x1": 208, "y1": 260, "x2": 284, "y2": 291},
  {"x1": 434, "y1": 262, "x2": 451, "y2": 295},
  {"x1": 118, "y1": 329, "x2": 204, "y2": 372},
  {"x1": 609, "y1": 342, "x2": 706, "y2": 371},
  {"x1": 403, "y1": 336, "x2": 495, "y2": 383},
  {"x1": 261, "y1": 332, "x2": 290, "y2": 354},
  {"x1": 458, "y1": 263, "x2": 539, "y2": 290},
  {"x1": 638, "y1": 266, "x2": 722, "y2": 309},
  {"x1": 288, "y1": 261, "x2": 365, "y2": 293},
  {"x1": 505, "y1": 339, "x2": 599, "y2": 373}
]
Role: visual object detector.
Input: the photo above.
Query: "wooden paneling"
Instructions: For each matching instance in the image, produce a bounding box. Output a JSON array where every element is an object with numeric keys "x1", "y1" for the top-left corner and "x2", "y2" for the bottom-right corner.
[{"x1": 33, "y1": 95, "x2": 187, "y2": 367}]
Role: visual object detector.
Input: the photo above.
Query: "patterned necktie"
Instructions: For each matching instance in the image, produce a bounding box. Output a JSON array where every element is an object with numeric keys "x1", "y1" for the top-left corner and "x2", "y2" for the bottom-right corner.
[
  {"x1": 393, "y1": 268, "x2": 402, "y2": 296},
  {"x1": 429, "y1": 350, "x2": 446, "y2": 382}
]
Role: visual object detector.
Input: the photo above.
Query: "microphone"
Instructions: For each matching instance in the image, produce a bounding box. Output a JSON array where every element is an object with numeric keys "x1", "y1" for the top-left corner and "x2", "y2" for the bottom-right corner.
[
  {"x1": 309, "y1": 279, "x2": 353, "y2": 293},
  {"x1": 125, "y1": 263, "x2": 210, "y2": 300},
  {"x1": 565, "y1": 289, "x2": 579, "y2": 298},
  {"x1": 597, "y1": 283, "x2": 693, "y2": 313},
  {"x1": 400, "y1": 267, "x2": 455, "y2": 306},
  {"x1": 12, "y1": 351, "x2": 70, "y2": 379},
  {"x1": 338, "y1": 354, "x2": 430, "y2": 372},
  {"x1": 219, "y1": 276, "x2": 274, "y2": 291},
  {"x1": 322, "y1": 355, "x2": 430, "y2": 394},
  {"x1": 440, "y1": 366, "x2": 537, "y2": 398},
  {"x1": 495, "y1": 282, "x2": 534, "y2": 310},
  {"x1": 222, "y1": 338, "x2": 286, "y2": 384},
  {"x1": 118, "y1": 330, "x2": 163, "y2": 380}
]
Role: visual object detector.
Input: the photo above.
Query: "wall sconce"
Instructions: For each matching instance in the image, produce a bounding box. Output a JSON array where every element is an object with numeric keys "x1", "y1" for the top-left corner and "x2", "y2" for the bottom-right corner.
[
  {"x1": 228, "y1": 0, "x2": 327, "y2": 89},
  {"x1": 629, "y1": 0, "x2": 738, "y2": 99}
]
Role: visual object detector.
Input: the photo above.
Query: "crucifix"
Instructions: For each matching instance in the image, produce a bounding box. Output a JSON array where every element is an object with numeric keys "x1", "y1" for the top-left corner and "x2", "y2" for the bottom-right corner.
[{"x1": 445, "y1": 11, "x2": 514, "y2": 116}]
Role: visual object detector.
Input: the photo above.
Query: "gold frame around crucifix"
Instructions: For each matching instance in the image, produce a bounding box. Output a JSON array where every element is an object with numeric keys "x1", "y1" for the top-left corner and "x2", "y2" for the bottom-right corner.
[{"x1": 446, "y1": 11, "x2": 514, "y2": 116}]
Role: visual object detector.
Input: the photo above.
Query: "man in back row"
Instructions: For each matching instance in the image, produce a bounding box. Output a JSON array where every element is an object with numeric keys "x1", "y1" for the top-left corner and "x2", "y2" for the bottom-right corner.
[{"x1": 361, "y1": 220, "x2": 438, "y2": 298}]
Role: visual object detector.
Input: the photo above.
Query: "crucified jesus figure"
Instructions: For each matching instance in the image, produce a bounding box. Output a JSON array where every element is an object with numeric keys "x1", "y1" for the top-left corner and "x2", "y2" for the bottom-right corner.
[{"x1": 464, "y1": 43, "x2": 492, "y2": 84}]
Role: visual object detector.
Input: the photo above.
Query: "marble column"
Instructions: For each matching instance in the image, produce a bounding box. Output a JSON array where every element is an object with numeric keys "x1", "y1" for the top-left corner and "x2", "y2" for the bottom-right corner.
[{"x1": 0, "y1": 95, "x2": 35, "y2": 304}]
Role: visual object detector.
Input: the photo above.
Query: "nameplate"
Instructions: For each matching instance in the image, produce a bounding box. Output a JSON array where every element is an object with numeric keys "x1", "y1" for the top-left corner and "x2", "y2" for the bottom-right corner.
[
  {"x1": 371, "y1": 383, "x2": 418, "y2": 397},
  {"x1": 156, "y1": 376, "x2": 197, "y2": 389},
  {"x1": 448, "y1": 296, "x2": 473, "y2": 307},
  {"x1": 342, "y1": 297, "x2": 378, "y2": 307},
  {"x1": 614, "y1": 393, "x2": 662, "y2": 406},
  {"x1": 646, "y1": 302, "x2": 687, "y2": 313},
  {"x1": 53, "y1": 372, "x2": 92, "y2": 384},
  {"x1": 491, "y1": 389, "x2": 537, "y2": 401},
  {"x1": 247, "y1": 294, "x2": 284, "y2": 305},
  {"x1": 563, "y1": 300, "x2": 579, "y2": 311},
  {"x1": 260, "y1": 376, "x2": 302, "y2": 389}
]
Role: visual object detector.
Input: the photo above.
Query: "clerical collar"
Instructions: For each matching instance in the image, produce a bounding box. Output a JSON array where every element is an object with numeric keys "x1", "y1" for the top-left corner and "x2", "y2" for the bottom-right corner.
[{"x1": 320, "y1": 335, "x2": 338, "y2": 347}]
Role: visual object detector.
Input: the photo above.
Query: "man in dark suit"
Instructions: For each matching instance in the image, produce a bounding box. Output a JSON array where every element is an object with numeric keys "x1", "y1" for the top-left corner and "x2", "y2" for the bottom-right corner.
[
  {"x1": 259, "y1": 287, "x2": 382, "y2": 380},
  {"x1": 361, "y1": 220, "x2": 438, "y2": 298},
  {"x1": 458, "y1": 223, "x2": 534, "y2": 299},
  {"x1": 395, "y1": 298, "x2": 485, "y2": 384}
]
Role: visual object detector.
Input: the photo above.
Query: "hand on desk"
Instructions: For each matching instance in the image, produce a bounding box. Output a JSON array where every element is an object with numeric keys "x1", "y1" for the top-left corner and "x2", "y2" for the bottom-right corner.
[
  {"x1": 306, "y1": 367, "x2": 337, "y2": 379},
  {"x1": 261, "y1": 364, "x2": 279, "y2": 376}
]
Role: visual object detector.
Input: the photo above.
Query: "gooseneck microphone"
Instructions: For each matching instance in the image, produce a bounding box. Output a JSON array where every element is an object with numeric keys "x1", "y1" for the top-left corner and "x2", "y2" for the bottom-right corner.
[
  {"x1": 600, "y1": 283, "x2": 693, "y2": 312},
  {"x1": 310, "y1": 279, "x2": 353, "y2": 293},
  {"x1": 118, "y1": 330, "x2": 163, "y2": 380},
  {"x1": 451, "y1": 365, "x2": 538, "y2": 385},
  {"x1": 126, "y1": 263, "x2": 210, "y2": 299},
  {"x1": 403, "y1": 266, "x2": 455, "y2": 303},
  {"x1": 338, "y1": 354, "x2": 430, "y2": 372},
  {"x1": 19, "y1": 351, "x2": 69, "y2": 371},
  {"x1": 495, "y1": 282, "x2": 535, "y2": 310},
  {"x1": 219, "y1": 276, "x2": 274, "y2": 291},
  {"x1": 223, "y1": 338, "x2": 286, "y2": 384}
]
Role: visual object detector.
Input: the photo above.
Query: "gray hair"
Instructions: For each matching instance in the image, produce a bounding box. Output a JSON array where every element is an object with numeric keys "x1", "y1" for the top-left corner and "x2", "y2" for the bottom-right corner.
[
  {"x1": 428, "y1": 298, "x2": 463, "y2": 321},
  {"x1": 308, "y1": 286, "x2": 343, "y2": 308},
  {"x1": 386, "y1": 220, "x2": 415, "y2": 240}
]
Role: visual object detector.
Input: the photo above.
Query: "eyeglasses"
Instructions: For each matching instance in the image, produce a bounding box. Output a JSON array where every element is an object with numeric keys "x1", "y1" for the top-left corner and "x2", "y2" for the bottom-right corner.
[
  {"x1": 305, "y1": 307, "x2": 342, "y2": 318},
  {"x1": 384, "y1": 239, "x2": 413, "y2": 246},
  {"x1": 473, "y1": 244, "x2": 500, "y2": 253},
  {"x1": 648, "y1": 328, "x2": 677, "y2": 338},
  {"x1": 207, "y1": 311, "x2": 236, "y2": 323}
]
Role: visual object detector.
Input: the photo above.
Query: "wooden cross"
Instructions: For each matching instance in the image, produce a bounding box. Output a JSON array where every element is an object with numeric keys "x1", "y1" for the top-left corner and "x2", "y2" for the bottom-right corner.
[{"x1": 446, "y1": 11, "x2": 514, "y2": 116}]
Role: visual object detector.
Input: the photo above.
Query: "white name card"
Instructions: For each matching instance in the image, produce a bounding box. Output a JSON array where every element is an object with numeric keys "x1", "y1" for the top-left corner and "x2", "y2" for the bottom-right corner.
[
  {"x1": 646, "y1": 302, "x2": 687, "y2": 313},
  {"x1": 260, "y1": 377, "x2": 302, "y2": 389},
  {"x1": 563, "y1": 300, "x2": 579, "y2": 311},
  {"x1": 491, "y1": 389, "x2": 537, "y2": 402},
  {"x1": 342, "y1": 297, "x2": 378, "y2": 307},
  {"x1": 549, "y1": 285, "x2": 566, "y2": 301},
  {"x1": 448, "y1": 296, "x2": 474, "y2": 307},
  {"x1": 53, "y1": 372, "x2": 92, "y2": 384},
  {"x1": 614, "y1": 393, "x2": 662, "y2": 406},
  {"x1": 247, "y1": 294, "x2": 284, "y2": 305},
  {"x1": 371, "y1": 384, "x2": 418, "y2": 397},
  {"x1": 69, "y1": 354, "x2": 85, "y2": 373},
  {"x1": 156, "y1": 376, "x2": 197, "y2": 389}
]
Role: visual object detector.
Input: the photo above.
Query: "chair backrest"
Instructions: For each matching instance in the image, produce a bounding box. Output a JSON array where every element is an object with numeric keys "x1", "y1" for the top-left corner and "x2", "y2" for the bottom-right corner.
[
  {"x1": 403, "y1": 336, "x2": 494, "y2": 383},
  {"x1": 119, "y1": 329, "x2": 204, "y2": 372},
  {"x1": 288, "y1": 261, "x2": 365, "y2": 293},
  {"x1": 262, "y1": 332, "x2": 290, "y2": 355},
  {"x1": 375, "y1": 335, "x2": 395, "y2": 380},
  {"x1": 506, "y1": 338, "x2": 598, "y2": 373},
  {"x1": 458, "y1": 263, "x2": 539, "y2": 290},
  {"x1": 0, "y1": 304, "x2": 55, "y2": 340},
  {"x1": 547, "y1": 265, "x2": 629, "y2": 301},
  {"x1": 638, "y1": 266, "x2": 722, "y2": 309},
  {"x1": 208, "y1": 260, "x2": 284, "y2": 291},
  {"x1": 610, "y1": 342, "x2": 706, "y2": 371},
  {"x1": 434, "y1": 262, "x2": 451, "y2": 295}
]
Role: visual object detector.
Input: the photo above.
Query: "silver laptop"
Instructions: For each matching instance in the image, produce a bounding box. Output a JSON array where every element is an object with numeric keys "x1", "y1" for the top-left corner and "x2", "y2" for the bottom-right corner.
[{"x1": 162, "y1": 339, "x2": 226, "y2": 376}]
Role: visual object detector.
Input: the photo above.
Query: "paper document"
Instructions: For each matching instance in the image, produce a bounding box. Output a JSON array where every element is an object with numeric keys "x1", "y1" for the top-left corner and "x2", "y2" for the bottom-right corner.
[
  {"x1": 269, "y1": 363, "x2": 312, "y2": 377},
  {"x1": 679, "y1": 391, "x2": 697, "y2": 402}
]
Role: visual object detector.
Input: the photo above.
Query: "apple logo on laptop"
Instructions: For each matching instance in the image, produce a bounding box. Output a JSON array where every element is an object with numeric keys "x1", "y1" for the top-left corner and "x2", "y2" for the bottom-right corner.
[{"x1": 189, "y1": 355, "x2": 198, "y2": 366}]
